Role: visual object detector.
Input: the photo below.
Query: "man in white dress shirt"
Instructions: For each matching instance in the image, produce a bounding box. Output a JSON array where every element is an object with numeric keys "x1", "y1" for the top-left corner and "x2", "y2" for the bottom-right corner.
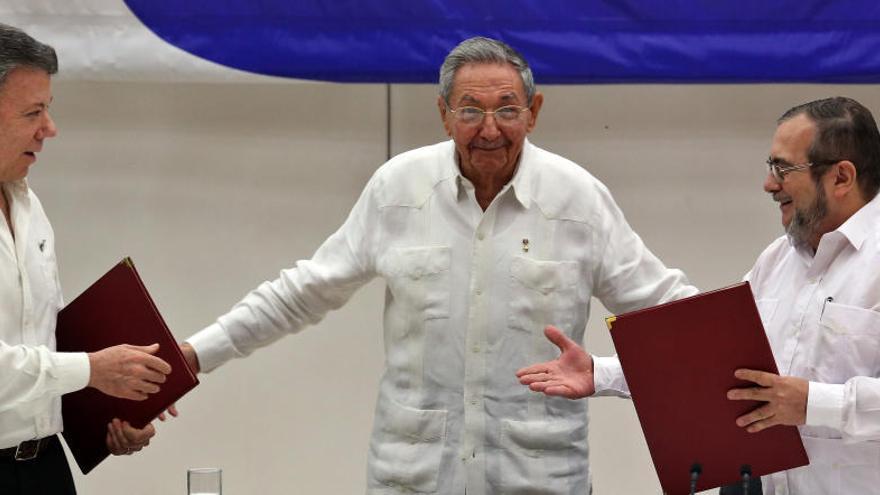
[
  {"x1": 180, "y1": 36, "x2": 697, "y2": 494},
  {"x1": 0, "y1": 23, "x2": 173, "y2": 494},
  {"x1": 518, "y1": 96, "x2": 880, "y2": 494}
]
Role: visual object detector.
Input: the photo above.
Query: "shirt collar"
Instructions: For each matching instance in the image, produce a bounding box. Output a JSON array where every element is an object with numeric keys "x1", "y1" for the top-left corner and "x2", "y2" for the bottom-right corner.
[
  {"x1": 835, "y1": 192, "x2": 880, "y2": 251},
  {"x1": 2, "y1": 179, "x2": 30, "y2": 201},
  {"x1": 451, "y1": 138, "x2": 533, "y2": 209},
  {"x1": 509, "y1": 139, "x2": 533, "y2": 209},
  {"x1": 789, "y1": 192, "x2": 880, "y2": 261}
]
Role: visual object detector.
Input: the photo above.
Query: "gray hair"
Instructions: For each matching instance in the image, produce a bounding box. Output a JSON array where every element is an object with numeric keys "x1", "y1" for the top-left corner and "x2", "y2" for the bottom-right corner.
[
  {"x1": 439, "y1": 37, "x2": 535, "y2": 106},
  {"x1": 0, "y1": 23, "x2": 58, "y2": 89}
]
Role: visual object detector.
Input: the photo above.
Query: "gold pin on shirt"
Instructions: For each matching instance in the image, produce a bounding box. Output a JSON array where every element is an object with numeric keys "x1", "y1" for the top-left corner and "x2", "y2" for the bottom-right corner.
[{"x1": 522, "y1": 238, "x2": 529, "y2": 252}]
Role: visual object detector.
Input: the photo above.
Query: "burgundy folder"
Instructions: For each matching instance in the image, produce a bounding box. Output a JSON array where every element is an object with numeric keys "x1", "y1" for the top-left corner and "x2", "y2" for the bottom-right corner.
[
  {"x1": 606, "y1": 282, "x2": 808, "y2": 495},
  {"x1": 56, "y1": 258, "x2": 198, "y2": 474}
]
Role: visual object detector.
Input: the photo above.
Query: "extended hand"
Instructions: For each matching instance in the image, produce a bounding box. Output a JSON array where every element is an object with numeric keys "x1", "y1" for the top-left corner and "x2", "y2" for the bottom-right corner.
[
  {"x1": 88, "y1": 343, "x2": 171, "y2": 400},
  {"x1": 106, "y1": 418, "x2": 155, "y2": 456},
  {"x1": 515, "y1": 326, "x2": 595, "y2": 399},
  {"x1": 727, "y1": 368, "x2": 808, "y2": 433}
]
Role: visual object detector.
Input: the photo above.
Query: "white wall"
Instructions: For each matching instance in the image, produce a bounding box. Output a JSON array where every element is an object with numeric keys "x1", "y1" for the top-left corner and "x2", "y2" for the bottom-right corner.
[{"x1": 29, "y1": 80, "x2": 880, "y2": 494}]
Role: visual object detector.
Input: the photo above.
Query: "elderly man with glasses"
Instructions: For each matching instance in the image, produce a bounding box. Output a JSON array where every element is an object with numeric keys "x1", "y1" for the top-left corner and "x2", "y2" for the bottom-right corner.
[
  {"x1": 180, "y1": 36, "x2": 697, "y2": 494},
  {"x1": 520, "y1": 96, "x2": 880, "y2": 495}
]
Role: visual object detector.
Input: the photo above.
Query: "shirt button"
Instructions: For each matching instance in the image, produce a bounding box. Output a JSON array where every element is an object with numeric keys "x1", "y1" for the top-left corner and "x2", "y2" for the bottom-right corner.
[
  {"x1": 477, "y1": 232, "x2": 485, "y2": 241},
  {"x1": 475, "y1": 289, "x2": 483, "y2": 296},
  {"x1": 472, "y1": 346, "x2": 480, "y2": 353}
]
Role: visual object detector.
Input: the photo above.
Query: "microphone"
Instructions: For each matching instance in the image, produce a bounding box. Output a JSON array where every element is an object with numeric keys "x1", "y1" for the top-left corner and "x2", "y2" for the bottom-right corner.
[
  {"x1": 740, "y1": 464, "x2": 752, "y2": 494},
  {"x1": 689, "y1": 463, "x2": 702, "y2": 495}
]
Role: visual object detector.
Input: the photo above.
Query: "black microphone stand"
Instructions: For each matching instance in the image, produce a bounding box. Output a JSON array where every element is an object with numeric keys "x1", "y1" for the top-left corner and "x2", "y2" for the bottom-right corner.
[
  {"x1": 689, "y1": 463, "x2": 702, "y2": 495},
  {"x1": 740, "y1": 464, "x2": 752, "y2": 494}
]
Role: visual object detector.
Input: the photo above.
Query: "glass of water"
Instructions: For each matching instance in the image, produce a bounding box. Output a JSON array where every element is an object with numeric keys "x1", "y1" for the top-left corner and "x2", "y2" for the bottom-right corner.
[{"x1": 187, "y1": 467, "x2": 222, "y2": 495}]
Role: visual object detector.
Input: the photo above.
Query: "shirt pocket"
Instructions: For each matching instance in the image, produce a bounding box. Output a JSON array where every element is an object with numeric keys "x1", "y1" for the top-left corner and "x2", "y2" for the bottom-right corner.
[
  {"x1": 508, "y1": 256, "x2": 579, "y2": 336},
  {"x1": 368, "y1": 398, "x2": 448, "y2": 493},
  {"x1": 816, "y1": 302, "x2": 880, "y2": 383},
  {"x1": 382, "y1": 246, "x2": 451, "y2": 321},
  {"x1": 34, "y1": 241, "x2": 62, "y2": 313},
  {"x1": 497, "y1": 418, "x2": 586, "y2": 494}
]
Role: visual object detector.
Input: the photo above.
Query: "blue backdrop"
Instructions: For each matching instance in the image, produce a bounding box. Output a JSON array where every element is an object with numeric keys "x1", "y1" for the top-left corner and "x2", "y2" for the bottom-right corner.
[{"x1": 124, "y1": 1, "x2": 880, "y2": 83}]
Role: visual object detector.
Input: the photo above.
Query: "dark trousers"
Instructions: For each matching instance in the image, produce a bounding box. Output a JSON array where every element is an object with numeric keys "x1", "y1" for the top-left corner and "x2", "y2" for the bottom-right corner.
[
  {"x1": 0, "y1": 435, "x2": 77, "y2": 495},
  {"x1": 719, "y1": 476, "x2": 763, "y2": 495}
]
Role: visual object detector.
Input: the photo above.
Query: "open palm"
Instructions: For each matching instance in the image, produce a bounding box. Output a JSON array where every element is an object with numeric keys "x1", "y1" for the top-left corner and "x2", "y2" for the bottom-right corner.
[{"x1": 516, "y1": 325, "x2": 595, "y2": 399}]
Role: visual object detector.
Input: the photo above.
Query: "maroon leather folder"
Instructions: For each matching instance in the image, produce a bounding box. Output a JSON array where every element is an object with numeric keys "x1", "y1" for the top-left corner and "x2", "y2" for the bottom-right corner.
[
  {"x1": 56, "y1": 258, "x2": 198, "y2": 474},
  {"x1": 607, "y1": 282, "x2": 808, "y2": 495}
]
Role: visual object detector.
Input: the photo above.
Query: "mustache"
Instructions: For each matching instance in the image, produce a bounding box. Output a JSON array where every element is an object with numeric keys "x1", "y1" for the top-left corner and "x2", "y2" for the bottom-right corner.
[
  {"x1": 772, "y1": 193, "x2": 792, "y2": 203},
  {"x1": 470, "y1": 139, "x2": 508, "y2": 150}
]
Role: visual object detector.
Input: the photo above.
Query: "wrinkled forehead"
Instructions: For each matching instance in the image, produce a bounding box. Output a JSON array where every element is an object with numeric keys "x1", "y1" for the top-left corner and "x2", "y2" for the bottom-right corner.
[{"x1": 449, "y1": 62, "x2": 526, "y2": 105}]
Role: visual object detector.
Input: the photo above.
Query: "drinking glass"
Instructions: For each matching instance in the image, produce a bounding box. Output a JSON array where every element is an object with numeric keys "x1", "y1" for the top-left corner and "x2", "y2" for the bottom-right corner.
[{"x1": 187, "y1": 467, "x2": 222, "y2": 495}]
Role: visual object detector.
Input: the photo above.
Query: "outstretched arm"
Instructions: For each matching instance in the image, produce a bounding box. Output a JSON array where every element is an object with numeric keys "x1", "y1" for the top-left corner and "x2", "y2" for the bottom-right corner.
[{"x1": 516, "y1": 326, "x2": 595, "y2": 399}]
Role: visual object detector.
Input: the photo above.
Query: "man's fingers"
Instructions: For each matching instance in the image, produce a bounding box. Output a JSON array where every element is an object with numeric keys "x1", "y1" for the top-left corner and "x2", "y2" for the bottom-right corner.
[
  {"x1": 123, "y1": 344, "x2": 172, "y2": 375},
  {"x1": 746, "y1": 416, "x2": 779, "y2": 433},
  {"x1": 544, "y1": 325, "x2": 573, "y2": 352},
  {"x1": 544, "y1": 385, "x2": 576, "y2": 397},
  {"x1": 516, "y1": 362, "x2": 553, "y2": 378},
  {"x1": 106, "y1": 431, "x2": 125, "y2": 455},
  {"x1": 121, "y1": 421, "x2": 155, "y2": 444},
  {"x1": 108, "y1": 420, "x2": 128, "y2": 454},
  {"x1": 529, "y1": 382, "x2": 549, "y2": 392},
  {"x1": 727, "y1": 386, "x2": 771, "y2": 402},
  {"x1": 530, "y1": 379, "x2": 566, "y2": 393},
  {"x1": 139, "y1": 354, "x2": 172, "y2": 375},
  {"x1": 736, "y1": 404, "x2": 774, "y2": 428},
  {"x1": 142, "y1": 380, "x2": 160, "y2": 394},
  {"x1": 518, "y1": 372, "x2": 552, "y2": 385},
  {"x1": 128, "y1": 343, "x2": 160, "y2": 354},
  {"x1": 139, "y1": 368, "x2": 167, "y2": 384},
  {"x1": 157, "y1": 403, "x2": 179, "y2": 421},
  {"x1": 735, "y1": 368, "x2": 775, "y2": 387},
  {"x1": 126, "y1": 389, "x2": 149, "y2": 401}
]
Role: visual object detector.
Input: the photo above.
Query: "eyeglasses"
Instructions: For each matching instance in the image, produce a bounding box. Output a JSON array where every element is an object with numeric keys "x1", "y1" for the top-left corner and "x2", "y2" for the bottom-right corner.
[
  {"x1": 765, "y1": 157, "x2": 840, "y2": 183},
  {"x1": 446, "y1": 105, "x2": 530, "y2": 126}
]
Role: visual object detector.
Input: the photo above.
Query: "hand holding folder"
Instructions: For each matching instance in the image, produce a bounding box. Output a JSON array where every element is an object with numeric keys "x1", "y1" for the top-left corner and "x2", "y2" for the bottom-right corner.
[
  {"x1": 56, "y1": 258, "x2": 199, "y2": 474},
  {"x1": 728, "y1": 368, "x2": 810, "y2": 433},
  {"x1": 86, "y1": 342, "x2": 172, "y2": 400},
  {"x1": 604, "y1": 282, "x2": 808, "y2": 495},
  {"x1": 517, "y1": 283, "x2": 809, "y2": 495}
]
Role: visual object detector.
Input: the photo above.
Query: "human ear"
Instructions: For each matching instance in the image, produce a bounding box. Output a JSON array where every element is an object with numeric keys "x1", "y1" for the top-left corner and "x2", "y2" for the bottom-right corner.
[
  {"x1": 437, "y1": 96, "x2": 452, "y2": 137},
  {"x1": 830, "y1": 160, "x2": 857, "y2": 198},
  {"x1": 526, "y1": 92, "x2": 544, "y2": 133}
]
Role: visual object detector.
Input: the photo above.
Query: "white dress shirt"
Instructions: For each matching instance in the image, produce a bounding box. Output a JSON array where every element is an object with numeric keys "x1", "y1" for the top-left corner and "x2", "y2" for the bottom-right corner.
[
  {"x1": 188, "y1": 139, "x2": 695, "y2": 494},
  {"x1": 0, "y1": 180, "x2": 90, "y2": 449},
  {"x1": 746, "y1": 193, "x2": 880, "y2": 495}
]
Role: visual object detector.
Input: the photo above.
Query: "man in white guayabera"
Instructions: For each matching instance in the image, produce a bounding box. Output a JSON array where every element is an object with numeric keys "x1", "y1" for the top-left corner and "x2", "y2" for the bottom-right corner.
[{"x1": 180, "y1": 36, "x2": 696, "y2": 494}]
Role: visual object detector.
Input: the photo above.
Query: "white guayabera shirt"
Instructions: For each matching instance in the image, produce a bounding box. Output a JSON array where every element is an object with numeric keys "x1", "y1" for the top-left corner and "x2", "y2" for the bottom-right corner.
[
  {"x1": 0, "y1": 180, "x2": 90, "y2": 449},
  {"x1": 188, "y1": 139, "x2": 696, "y2": 494},
  {"x1": 747, "y1": 194, "x2": 880, "y2": 495}
]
